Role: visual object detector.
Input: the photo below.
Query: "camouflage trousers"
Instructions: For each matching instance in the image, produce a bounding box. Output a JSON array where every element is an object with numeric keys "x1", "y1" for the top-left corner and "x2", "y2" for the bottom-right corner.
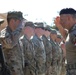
[
  {"x1": 45, "y1": 66, "x2": 52, "y2": 75},
  {"x1": 3, "y1": 49, "x2": 24, "y2": 75},
  {"x1": 23, "y1": 66, "x2": 35, "y2": 75},
  {"x1": 51, "y1": 64, "x2": 57, "y2": 75},
  {"x1": 66, "y1": 63, "x2": 76, "y2": 75},
  {"x1": 60, "y1": 62, "x2": 66, "y2": 75}
]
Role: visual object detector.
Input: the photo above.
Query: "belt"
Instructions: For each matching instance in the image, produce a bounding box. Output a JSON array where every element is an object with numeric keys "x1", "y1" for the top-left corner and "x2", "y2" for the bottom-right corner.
[{"x1": 66, "y1": 63, "x2": 76, "y2": 70}]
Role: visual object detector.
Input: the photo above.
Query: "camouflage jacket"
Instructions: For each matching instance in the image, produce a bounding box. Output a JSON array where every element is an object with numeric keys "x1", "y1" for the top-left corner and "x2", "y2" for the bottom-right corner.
[
  {"x1": 42, "y1": 35, "x2": 52, "y2": 69},
  {"x1": 0, "y1": 24, "x2": 23, "y2": 49},
  {"x1": 31, "y1": 35, "x2": 46, "y2": 75},
  {"x1": 50, "y1": 38, "x2": 59, "y2": 64},
  {"x1": 0, "y1": 23, "x2": 24, "y2": 75},
  {"x1": 20, "y1": 35, "x2": 36, "y2": 75}
]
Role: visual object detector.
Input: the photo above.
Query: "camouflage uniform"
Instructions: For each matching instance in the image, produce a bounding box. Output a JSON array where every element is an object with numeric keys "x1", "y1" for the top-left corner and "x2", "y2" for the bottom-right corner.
[
  {"x1": 0, "y1": 24, "x2": 24, "y2": 75},
  {"x1": 66, "y1": 24, "x2": 76, "y2": 75},
  {"x1": 49, "y1": 38, "x2": 58, "y2": 75},
  {"x1": 42, "y1": 35, "x2": 52, "y2": 75},
  {"x1": 32, "y1": 35, "x2": 46, "y2": 75},
  {"x1": 59, "y1": 42, "x2": 66, "y2": 75},
  {"x1": 20, "y1": 35, "x2": 36, "y2": 75},
  {"x1": 56, "y1": 42, "x2": 63, "y2": 75}
]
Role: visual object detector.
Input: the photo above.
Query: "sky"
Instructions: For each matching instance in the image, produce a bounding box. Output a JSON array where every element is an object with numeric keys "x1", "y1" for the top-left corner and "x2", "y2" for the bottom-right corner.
[{"x1": 0, "y1": 0, "x2": 76, "y2": 25}]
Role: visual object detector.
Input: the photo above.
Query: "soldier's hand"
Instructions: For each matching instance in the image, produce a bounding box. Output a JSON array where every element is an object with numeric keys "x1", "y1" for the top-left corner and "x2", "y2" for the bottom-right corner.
[{"x1": 54, "y1": 16, "x2": 61, "y2": 28}]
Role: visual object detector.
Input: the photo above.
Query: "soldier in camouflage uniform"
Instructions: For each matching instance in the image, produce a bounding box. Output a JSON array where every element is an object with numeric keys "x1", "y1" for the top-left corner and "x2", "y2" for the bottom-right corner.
[
  {"x1": 56, "y1": 34, "x2": 66, "y2": 75},
  {"x1": 54, "y1": 8, "x2": 76, "y2": 75},
  {"x1": 42, "y1": 25, "x2": 52, "y2": 75},
  {"x1": 20, "y1": 21, "x2": 36, "y2": 75},
  {"x1": 33, "y1": 22, "x2": 46, "y2": 75},
  {"x1": 0, "y1": 11, "x2": 25, "y2": 75},
  {"x1": 50, "y1": 29, "x2": 60, "y2": 75},
  {"x1": 56, "y1": 33, "x2": 63, "y2": 75}
]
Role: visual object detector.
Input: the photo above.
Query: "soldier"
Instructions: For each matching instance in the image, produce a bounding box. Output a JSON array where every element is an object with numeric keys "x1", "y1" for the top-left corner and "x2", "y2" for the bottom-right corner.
[
  {"x1": 0, "y1": 11, "x2": 25, "y2": 75},
  {"x1": 19, "y1": 21, "x2": 36, "y2": 75},
  {"x1": 56, "y1": 33, "x2": 65, "y2": 75},
  {"x1": 50, "y1": 29, "x2": 62, "y2": 75},
  {"x1": 56, "y1": 34, "x2": 66, "y2": 75},
  {"x1": 42, "y1": 25, "x2": 52, "y2": 75},
  {"x1": 33, "y1": 22, "x2": 46, "y2": 75},
  {"x1": 54, "y1": 8, "x2": 76, "y2": 75},
  {"x1": 56, "y1": 33, "x2": 66, "y2": 59}
]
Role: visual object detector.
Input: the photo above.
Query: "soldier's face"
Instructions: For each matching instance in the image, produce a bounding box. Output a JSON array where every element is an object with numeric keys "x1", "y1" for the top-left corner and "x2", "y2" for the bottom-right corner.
[
  {"x1": 35, "y1": 28, "x2": 44, "y2": 35},
  {"x1": 60, "y1": 14, "x2": 75, "y2": 30},
  {"x1": 24, "y1": 26, "x2": 34, "y2": 35},
  {"x1": 50, "y1": 33, "x2": 57, "y2": 40},
  {"x1": 56, "y1": 38, "x2": 62, "y2": 43},
  {"x1": 60, "y1": 14, "x2": 68, "y2": 28},
  {"x1": 8, "y1": 19, "x2": 21, "y2": 30},
  {"x1": 44, "y1": 30, "x2": 50, "y2": 36}
]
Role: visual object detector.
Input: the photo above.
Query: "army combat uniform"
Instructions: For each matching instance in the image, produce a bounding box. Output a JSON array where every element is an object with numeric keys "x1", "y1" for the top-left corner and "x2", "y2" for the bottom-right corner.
[
  {"x1": 42, "y1": 35, "x2": 52, "y2": 75},
  {"x1": 0, "y1": 25, "x2": 24, "y2": 75},
  {"x1": 66, "y1": 24, "x2": 76, "y2": 75},
  {"x1": 56, "y1": 42, "x2": 63, "y2": 75},
  {"x1": 20, "y1": 35, "x2": 36, "y2": 75},
  {"x1": 49, "y1": 38, "x2": 59, "y2": 75},
  {"x1": 32, "y1": 34, "x2": 46, "y2": 75}
]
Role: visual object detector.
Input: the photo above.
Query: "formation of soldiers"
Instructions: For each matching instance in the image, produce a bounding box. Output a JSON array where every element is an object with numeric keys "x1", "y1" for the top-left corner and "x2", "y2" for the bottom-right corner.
[{"x1": 0, "y1": 11, "x2": 66, "y2": 75}]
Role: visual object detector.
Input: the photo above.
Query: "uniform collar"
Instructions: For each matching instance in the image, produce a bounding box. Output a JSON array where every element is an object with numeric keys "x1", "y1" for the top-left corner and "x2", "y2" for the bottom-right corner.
[
  {"x1": 69, "y1": 24, "x2": 76, "y2": 33},
  {"x1": 35, "y1": 34, "x2": 43, "y2": 41},
  {"x1": 7, "y1": 21, "x2": 23, "y2": 33}
]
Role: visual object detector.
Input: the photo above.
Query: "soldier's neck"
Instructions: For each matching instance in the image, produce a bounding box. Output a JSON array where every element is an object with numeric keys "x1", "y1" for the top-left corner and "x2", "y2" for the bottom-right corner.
[
  {"x1": 26, "y1": 34, "x2": 34, "y2": 40},
  {"x1": 37, "y1": 34, "x2": 42, "y2": 38}
]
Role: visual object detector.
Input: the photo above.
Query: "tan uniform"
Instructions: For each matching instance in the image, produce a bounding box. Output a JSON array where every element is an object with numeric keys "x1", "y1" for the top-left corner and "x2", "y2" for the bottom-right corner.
[
  {"x1": 0, "y1": 25, "x2": 24, "y2": 75},
  {"x1": 66, "y1": 24, "x2": 76, "y2": 75}
]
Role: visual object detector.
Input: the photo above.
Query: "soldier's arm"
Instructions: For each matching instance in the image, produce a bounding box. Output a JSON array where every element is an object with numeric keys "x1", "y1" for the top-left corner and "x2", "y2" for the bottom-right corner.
[{"x1": 54, "y1": 16, "x2": 68, "y2": 40}]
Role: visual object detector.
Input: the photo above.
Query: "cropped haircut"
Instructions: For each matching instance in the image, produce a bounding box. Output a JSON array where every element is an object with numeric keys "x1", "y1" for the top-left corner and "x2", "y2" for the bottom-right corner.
[
  {"x1": 59, "y1": 8, "x2": 76, "y2": 15},
  {"x1": 7, "y1": 11, "x2": 23, "y2": 23},
  {"x1": 59, "y1": 8, "x2": 76, "y2": 19}
]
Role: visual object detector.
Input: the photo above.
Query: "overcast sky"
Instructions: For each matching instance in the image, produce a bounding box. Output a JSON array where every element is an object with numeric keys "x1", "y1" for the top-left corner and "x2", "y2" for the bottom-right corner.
[{"x1": 0, "y1": 0, "x2": 76, "y2": 25}]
